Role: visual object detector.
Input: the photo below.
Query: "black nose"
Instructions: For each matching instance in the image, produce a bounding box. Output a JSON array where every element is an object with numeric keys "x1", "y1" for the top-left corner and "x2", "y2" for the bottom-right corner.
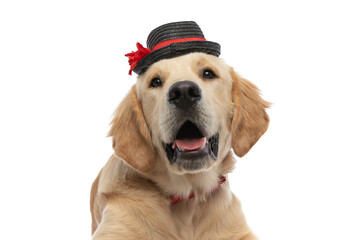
[{"x1": 168, "y1": 81, "x2": 202, "y2": 109}]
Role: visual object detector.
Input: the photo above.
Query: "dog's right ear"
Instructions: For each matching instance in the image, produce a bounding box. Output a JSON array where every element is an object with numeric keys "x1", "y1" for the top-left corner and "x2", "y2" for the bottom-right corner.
[{"x1": 108, "y1": 86, "x2": 156, "y2": 173}]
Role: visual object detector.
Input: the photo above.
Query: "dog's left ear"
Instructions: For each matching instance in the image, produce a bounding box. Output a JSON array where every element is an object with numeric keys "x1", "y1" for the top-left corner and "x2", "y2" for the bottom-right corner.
[
  {"x1": 230, "y1": 68, "x2": 270, "y2": 157},
  {"x1": 108, "y1": 85, "x2": 156, "y2": 173}
]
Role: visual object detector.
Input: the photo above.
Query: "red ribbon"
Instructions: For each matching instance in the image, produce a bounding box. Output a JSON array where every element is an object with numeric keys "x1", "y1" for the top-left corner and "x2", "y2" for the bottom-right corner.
[{"x1": 152, "y1": 37, "x2": 206, "y2": 51}]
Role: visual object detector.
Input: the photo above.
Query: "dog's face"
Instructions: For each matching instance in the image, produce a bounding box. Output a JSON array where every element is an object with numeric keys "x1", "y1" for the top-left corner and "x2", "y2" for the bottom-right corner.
[
  {"x1": 109, "y1": 53, "x2": 269, "y2": 175},
  {"x1": 136, "y1": 53, "x2": 233, "y2": 174}
]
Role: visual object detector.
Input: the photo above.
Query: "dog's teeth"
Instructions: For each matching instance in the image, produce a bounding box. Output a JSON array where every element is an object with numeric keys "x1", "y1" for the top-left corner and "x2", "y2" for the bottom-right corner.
[
  {"x1": 177, "y1": 146, "x2": 184, "y2": 152},
  {"x1": 200, "y1": 138, "x2": 207, "y2": 150},
  {"x1": 172, "y1": 142, "x2": 176, "y2": 149}
]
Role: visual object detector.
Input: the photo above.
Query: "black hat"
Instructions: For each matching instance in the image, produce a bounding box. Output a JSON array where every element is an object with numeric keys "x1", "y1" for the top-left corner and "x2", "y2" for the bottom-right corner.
[{"x1": 125, "y1": 21, "x2": 221, "y2": 75}]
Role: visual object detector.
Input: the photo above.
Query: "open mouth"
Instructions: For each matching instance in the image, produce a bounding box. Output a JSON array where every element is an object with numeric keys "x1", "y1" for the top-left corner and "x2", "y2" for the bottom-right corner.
[{"x1": 163, "y1": 120, "x2": 219, "y2": 165}]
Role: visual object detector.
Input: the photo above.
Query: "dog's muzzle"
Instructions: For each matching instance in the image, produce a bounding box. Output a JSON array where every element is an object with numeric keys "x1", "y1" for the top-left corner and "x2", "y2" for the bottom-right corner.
[{"x1": 162, "y1": 81, "x2": 219, "y2": 170}]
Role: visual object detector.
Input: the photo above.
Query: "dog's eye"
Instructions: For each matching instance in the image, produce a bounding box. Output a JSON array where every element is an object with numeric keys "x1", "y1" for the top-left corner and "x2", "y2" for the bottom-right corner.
[
  {"x1": 203, "y1": 69, "x2": 217, "y2": 79},
  {"x1": 149, "y1": 78, "x2": 162, "y2": 88}
]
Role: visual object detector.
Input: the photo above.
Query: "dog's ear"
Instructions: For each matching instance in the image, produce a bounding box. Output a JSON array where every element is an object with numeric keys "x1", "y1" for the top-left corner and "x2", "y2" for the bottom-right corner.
[
  {"x1": 230, "y1": 68, "x2": 270, "y2": 157},
  {"x1": 108, "y1": 85, "x2": 156, "y2": 173}
]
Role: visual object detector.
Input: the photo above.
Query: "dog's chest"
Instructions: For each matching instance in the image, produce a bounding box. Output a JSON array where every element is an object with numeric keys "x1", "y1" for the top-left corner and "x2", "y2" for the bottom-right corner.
[{"x1": 169, "y1": 199, "x2": 221, "y2": 239}]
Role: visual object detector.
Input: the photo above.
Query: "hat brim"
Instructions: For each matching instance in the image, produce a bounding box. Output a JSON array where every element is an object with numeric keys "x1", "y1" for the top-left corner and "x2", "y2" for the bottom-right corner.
[{"x1": 133, "y1": 41, "x2": 221, "y2": 75}]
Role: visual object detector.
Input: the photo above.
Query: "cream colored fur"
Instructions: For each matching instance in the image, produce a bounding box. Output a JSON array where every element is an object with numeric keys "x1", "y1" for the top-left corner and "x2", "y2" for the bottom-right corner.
[{"x1": 90, "y1": 53, "x2": 270, "y2": 240}]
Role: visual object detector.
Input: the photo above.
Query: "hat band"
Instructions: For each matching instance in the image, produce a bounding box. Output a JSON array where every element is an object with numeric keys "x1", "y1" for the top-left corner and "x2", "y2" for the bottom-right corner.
[{"x1": 152, "y1": 37, "x2": 206, "y2": 51}]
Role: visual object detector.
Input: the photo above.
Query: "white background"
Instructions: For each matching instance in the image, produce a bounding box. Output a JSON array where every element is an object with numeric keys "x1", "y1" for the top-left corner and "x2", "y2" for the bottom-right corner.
[{"x1": 1, "y1": 0, "x2": 359, "y2": 239}]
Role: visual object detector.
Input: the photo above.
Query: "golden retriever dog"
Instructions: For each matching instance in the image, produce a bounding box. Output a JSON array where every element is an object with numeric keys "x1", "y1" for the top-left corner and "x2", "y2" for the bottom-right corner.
[{"x1": 90, "y1": 51, "x2": 270, "y2": 239}]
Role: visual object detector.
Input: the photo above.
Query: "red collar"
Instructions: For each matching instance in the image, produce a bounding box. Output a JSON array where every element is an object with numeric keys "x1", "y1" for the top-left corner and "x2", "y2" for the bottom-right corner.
[{"x1": 170, "y1": 176, "x2": 227, "y2": 205}]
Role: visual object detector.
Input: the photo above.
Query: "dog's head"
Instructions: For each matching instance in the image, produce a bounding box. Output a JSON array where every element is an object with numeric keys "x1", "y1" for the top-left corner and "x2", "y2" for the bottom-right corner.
[{"x1": 109, "y1": 53, "x2": 269, "y2": 175}]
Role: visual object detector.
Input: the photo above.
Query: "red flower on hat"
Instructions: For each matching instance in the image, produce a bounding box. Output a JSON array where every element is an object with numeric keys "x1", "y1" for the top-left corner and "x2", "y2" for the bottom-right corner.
[{"x1": 125, "y1": 42, "x2": 151, "y2": 75}]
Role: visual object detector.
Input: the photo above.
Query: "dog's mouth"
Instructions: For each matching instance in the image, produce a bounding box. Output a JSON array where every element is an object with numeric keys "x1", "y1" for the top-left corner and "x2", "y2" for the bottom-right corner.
[{"x1": 163, "y1": 120, "x2": 219, "y2": 166}]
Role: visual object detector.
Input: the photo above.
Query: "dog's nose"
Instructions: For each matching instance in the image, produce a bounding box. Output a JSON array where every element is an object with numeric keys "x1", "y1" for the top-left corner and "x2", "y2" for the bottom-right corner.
[{"x1": 168, "y1": 81, "x2": 202, "y2": 109}]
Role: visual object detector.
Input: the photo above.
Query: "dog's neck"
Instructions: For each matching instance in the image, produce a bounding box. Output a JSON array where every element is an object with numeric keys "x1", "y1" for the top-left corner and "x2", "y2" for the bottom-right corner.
[
  {"x1": 149, "y1": 152, "x2": 234, "y2": 203},
  {"x1": 169, "y1": 175, "x2": 227, "y2": 204},
  {"x1": 98, "y1": 152, "x2": 234, "y2": 205}
]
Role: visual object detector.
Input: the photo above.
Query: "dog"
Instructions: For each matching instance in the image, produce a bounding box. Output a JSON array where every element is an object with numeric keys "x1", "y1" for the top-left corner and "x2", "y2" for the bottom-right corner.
[{"x1": 90, "y1": 22, "x2": 269, "y2": 240}]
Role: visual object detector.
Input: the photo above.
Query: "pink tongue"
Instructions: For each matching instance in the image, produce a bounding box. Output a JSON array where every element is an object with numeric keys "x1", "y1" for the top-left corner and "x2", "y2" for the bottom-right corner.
[{"x1": 174, "y1": 137, "x2": 206, "y2": 150}]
